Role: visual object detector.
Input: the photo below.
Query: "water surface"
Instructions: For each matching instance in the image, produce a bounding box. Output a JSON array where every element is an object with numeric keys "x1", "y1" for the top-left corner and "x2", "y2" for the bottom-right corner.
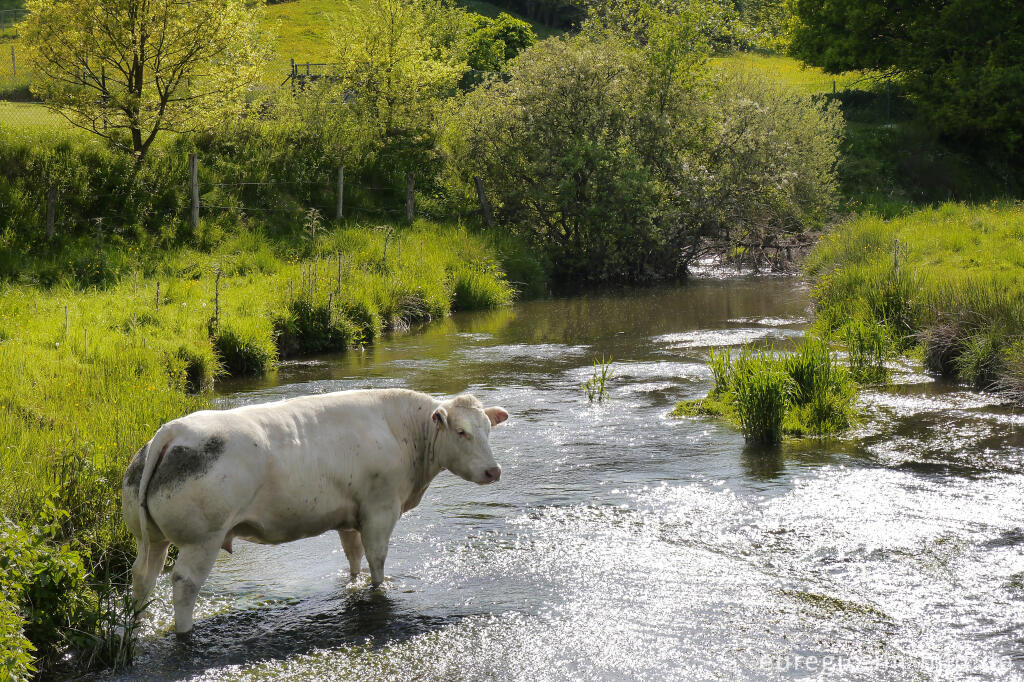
[{"x1": 114, "y1": 280, "x2": 1024, "y2": 681}]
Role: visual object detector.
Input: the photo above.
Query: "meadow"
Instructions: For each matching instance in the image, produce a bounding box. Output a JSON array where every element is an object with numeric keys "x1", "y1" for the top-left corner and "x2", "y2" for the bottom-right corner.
[
  {"x1": 805, "y1": 202, "x2": 1024, "y2": 397},
  {"x1": 0, "y1": 220, "x2": 517, "y2": 675}
]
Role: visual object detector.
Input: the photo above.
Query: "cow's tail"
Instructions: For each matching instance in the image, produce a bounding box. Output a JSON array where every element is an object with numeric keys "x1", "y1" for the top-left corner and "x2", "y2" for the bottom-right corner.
[{"x1": 136, "y1": 421, "x2": 182, "y2": 553}]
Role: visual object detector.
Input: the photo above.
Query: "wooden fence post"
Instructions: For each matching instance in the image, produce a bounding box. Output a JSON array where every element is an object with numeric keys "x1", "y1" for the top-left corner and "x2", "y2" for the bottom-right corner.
[
  {"x1": 189, "y1": 153, "x2": 199, "y2": 231},
  {"x1": 336, "y1": 166, "x2": 344, "y2": 220},
  {"x1": 45, "y1": 187, "x2": 56, "y2": 238},
  {"x1": 405, "y1": 172, "x2": 415, "y2": 222},
  {"x1": 10, "y1": 46, "x2": 14, "y2": 78},
  {"x1": 474, "y1": 176, "x2": 494, "y2": 228}
]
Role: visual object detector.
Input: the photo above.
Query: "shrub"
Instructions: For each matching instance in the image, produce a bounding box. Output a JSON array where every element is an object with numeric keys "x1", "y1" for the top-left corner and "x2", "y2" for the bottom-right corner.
[
  {"x1": 446, "y1": 30, "x2": 841, "y2": 285},
  {"x1": 0, "y1": 593, "x2": 35, "y2": 680},
  {"x1": 0, "y1": 500, "x2": 91, "y2": 671}
]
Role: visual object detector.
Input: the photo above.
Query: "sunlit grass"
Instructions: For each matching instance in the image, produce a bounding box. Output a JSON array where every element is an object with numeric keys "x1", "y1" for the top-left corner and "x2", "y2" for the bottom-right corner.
[
  {"x1": 673, "y1": 337, "x2": 859, "y2": 443},
  {"x1": 712, "y1": 52, "x2": 869, "y2": 96},
  {"x1": 806, "y1": 202, "x2": 1024, "y2": 394}
]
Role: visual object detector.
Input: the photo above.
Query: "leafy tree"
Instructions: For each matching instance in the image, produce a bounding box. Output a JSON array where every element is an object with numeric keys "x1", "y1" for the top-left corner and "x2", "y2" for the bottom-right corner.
[
  {"x1": 23, "y1": 0, "x2": 268, "y2": 164},
  {"x1": 465, "y1": 12, "x2": 537, "y2": 71},
  {"x1": 331, "y1": 0, "x2": 467, "y2": 174},
  {"x1": 791, "y1": 0, "x2": 1024, "y2": 153}
]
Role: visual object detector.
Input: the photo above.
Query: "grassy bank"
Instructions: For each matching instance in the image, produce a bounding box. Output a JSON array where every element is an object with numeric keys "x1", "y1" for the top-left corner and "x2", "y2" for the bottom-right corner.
[
  {"x1": 0, "y1": 220, "x2": 518, "y2": 675},
  {"x1": 805, "y1": 202, "x2": 1024, "y2": 397}
]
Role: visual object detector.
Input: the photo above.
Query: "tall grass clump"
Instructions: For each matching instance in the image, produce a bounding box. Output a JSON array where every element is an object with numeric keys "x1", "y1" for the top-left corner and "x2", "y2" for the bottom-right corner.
[
  {"x1": 731, "y1": 349, "x2": 792, "y2": 444},
  {"x1": 673, "y1": 336, "x2": 859, "y2": 444},
  {"x1": 806, "y1": 202, "x2": 1024, "y2": 400}
]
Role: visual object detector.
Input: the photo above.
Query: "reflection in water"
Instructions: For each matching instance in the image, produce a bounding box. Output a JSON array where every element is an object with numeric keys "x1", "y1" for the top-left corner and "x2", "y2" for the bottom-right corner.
[{"x1": 110, "y1": 279, "x2": 1024, "y2": 681}]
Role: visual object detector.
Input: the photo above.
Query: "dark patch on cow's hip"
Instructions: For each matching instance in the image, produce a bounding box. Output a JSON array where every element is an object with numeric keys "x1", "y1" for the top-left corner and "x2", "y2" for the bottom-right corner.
[
  {"x1": 124, "y1": 446, "x2": 147, "y2": 490},
  {"x1": 203, "y1": 435, "x2": 226, "y2": 457},
  {"x1": 150, "y1": 436, "x2": 226, "y2": 493}
]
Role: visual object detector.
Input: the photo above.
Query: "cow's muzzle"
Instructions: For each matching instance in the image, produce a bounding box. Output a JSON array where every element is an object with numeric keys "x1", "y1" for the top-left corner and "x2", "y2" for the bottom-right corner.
[{"x1": 482, "y1": 466, "x2": 501, "y2": 484}]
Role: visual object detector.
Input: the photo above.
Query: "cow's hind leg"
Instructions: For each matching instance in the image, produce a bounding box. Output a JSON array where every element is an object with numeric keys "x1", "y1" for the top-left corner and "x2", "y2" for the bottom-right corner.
[
  {"x1": 131, "y1": 540, "x2": 171, "y2": 609},
  {"x1": 339, "y1": 530, "x2": 364, "y2": 580},
  {"x1": 170, "y1": 536, "x2": 222, "y2": 635}
]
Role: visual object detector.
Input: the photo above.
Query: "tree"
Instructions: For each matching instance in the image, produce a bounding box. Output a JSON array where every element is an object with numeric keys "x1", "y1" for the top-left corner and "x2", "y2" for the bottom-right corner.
[
  {"x1": 465, "y1": 12, "x2": 537, "y2": 71},
  {"x1": 23, "y1": 0, "x2": 267, "y2": 164},
  {"x1": 791, "y1": 0, "x2": 1024, "y2": 153},
  {"x1": 331, "y1": 0, "x2": 467, "y2": 174}
]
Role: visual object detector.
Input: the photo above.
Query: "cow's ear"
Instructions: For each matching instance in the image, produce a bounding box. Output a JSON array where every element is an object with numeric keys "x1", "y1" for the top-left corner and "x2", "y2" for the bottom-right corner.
[
  {"x1": 484, "y1": 406, "x2": 509, "y2": 426},
  {"x1": 431, "y1": 406, "x2": 448, "y2": 429}
]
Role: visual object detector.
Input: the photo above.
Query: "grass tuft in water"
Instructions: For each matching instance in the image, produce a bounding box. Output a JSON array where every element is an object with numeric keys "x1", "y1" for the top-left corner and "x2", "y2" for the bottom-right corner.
[
  {"x1": 673, "y1": 337, "x2": 859, "y2": 444},
  {"x1": 583, "y1": 354, "x2": 613, "y2": 403}
]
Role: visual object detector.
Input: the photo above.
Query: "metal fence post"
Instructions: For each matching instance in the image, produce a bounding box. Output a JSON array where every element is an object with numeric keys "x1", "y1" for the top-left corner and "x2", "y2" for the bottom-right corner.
[
  {"x1": 337, "y1": 166, "x2": 344, "y2": 220},
  {"x1": 189, "y1": 153, "x2": 199, "y2": 230},
  {"x1": 45, "y1": 188, "x2": 56, "y2": 239},
  {"x1": 405, "y1": 172, "x2": 415, "y2": 222},
  {"x1": 11, "y1": 46, "x2": 15, "y2": 79}
]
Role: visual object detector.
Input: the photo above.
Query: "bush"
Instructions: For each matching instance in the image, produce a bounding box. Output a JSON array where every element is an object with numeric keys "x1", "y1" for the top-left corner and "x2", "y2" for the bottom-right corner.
[
  {"x1": 446, "y1": 30, "x2": 841, "y2": 285},
  {"x1": 0, "y1": 592, "x2": 35, "y2": 680},
  {"x1": 0, "y1": 501, "x2": 90, "y2": 671}
]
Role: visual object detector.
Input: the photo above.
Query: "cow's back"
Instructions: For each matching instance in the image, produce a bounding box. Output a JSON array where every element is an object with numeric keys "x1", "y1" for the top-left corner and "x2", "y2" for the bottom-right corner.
[{"x1": 142, "y1": 389, "x2": 430, "y2": 547}]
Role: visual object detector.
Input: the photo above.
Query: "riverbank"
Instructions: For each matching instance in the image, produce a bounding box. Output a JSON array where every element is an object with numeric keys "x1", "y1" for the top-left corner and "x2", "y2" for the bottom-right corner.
[
  {"x1": 0, "y1": 220, "x2": 521, "y2": 676},
  {"x1": 805, "y1": 202, "x2": 1024, "y2": 398}
]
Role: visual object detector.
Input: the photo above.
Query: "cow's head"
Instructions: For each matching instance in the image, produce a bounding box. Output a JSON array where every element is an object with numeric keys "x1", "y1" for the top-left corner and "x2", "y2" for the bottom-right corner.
[{"x1": 431, "y1": 394, "x2": 508, "y2": 485}]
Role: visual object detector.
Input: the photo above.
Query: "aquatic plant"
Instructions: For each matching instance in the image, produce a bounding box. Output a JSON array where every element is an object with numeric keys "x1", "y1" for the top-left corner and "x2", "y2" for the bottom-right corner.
[
  {"x1": 583, "y1": 354, "x2": 614, "y2": 403},
  {"x1": 673, "y1": 336, "x2": 859, "y2": 443},
  {"x1": 730, "y1": 348, "x2": 792, "y2": 444},
  {"x1": 843, "y1": 318, "x2": 892, "y2": 384}
]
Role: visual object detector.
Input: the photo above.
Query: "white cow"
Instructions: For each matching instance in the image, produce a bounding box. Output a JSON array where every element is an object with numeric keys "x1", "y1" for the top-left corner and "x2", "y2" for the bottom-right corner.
[{"x1": 121, "y1": 388, "x2": 508, "y2": 635}]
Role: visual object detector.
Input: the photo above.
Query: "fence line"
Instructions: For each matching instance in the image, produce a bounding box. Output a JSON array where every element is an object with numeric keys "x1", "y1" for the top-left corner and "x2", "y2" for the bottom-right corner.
[{"x1": 30, "y1": 154, "x2": 496, "y2": 238}]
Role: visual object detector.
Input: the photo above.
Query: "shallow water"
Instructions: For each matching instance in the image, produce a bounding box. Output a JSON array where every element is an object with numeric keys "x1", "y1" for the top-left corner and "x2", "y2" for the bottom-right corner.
[{"x1": 111, "y1": 280, "x2": 1024, "y2": 681}]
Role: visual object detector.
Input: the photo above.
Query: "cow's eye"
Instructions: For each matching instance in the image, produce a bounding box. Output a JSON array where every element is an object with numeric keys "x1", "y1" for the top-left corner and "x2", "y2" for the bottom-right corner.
[{"x1": 457, "y1": 429, "x2": 467, "y2": 437}]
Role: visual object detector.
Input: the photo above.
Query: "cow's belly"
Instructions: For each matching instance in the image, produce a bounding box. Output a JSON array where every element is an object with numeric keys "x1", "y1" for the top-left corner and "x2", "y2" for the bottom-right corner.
[{"x1": 233, "y1": 485, "x2": 359, "y2": 545}]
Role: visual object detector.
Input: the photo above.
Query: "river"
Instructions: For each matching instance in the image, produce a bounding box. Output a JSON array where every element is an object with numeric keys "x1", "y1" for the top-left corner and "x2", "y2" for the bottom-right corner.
[{"x1": 110, "y1": 278, "x2": 1024, "y2": 681}]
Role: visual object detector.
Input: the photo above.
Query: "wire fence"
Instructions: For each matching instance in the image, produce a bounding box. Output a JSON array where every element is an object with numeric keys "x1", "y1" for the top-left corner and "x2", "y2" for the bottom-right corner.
[{"x1": 26, "y1": 155, "x2": 489, "y2": 240}]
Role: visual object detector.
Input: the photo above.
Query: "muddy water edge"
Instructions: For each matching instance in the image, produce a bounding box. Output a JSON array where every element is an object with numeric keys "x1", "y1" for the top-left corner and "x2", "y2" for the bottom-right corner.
[{"x1": 107, "y1": 277, "x2": 1024, "y2": 681}]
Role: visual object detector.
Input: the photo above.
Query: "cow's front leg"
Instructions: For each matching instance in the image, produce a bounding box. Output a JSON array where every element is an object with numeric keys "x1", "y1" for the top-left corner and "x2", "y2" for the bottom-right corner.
[
  {"x1": 338, "y1": 529, "x2": 364, "y2": 580},
  {"x1": 359, "y1": 504, "x2": 400, "y2": 588}
]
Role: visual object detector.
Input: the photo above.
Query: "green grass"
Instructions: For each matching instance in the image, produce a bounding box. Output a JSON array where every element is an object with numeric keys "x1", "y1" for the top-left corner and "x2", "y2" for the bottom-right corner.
[
  {"x1": 712, "y1": 52, "x2": 868, "y2": 96},
  {"x1": 673, "y1": 337, "x2": 859, "y2": 444},
  {"x1": 0, "y1": 219, "x2": 513, "y2": 674},
  {"x1": 0, "y1": 101, "x2": 63, "y2": 130},
  {"x1": 806, "y1": 202, "x2": 1024, "y2": 395}
]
